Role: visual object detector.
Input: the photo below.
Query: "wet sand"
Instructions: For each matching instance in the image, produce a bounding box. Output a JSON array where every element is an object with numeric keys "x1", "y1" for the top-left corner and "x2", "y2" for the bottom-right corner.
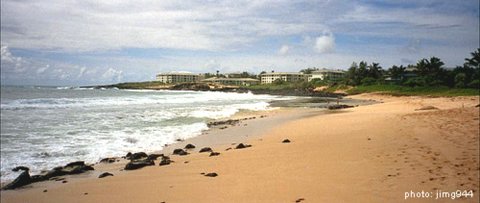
[{"x1": 1, "y1": 93, "x2": 479, "y2": 202}]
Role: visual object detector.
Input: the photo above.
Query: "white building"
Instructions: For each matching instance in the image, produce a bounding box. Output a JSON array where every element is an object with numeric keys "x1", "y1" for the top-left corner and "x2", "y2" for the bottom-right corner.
[
  {"x1": 156, "y1": 72, "x2": 203, "y2": 83},
  {"x1": 309, "y1": 69, "x2": 345, "y2": 82},
  {"x1": 259, "y1": 72, "x2": 307, "y2": 84}
]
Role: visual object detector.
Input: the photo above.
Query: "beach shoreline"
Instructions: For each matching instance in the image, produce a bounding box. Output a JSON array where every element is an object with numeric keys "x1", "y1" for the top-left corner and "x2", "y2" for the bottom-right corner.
[{"x1": 1, "y1": 93, "x2": 479, "y2": 202}]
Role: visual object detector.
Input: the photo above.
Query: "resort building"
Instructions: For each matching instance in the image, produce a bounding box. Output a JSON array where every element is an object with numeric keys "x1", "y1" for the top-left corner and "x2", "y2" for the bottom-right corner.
[
  {"x1": 156, "y1": 72, "x2": 203, "y2": 84},
  {"x1": 259, "y1": 72, "x2": 307, "y2": 84},
  {"x1": 309, "y1": 69, "x2": 345, "y2": 82},
  {"x1": 202, "y1": 77, "x2": 260, "y2": 86}
]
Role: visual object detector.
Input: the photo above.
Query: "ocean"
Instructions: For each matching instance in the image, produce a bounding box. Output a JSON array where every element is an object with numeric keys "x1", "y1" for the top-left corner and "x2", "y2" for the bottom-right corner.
[{"x1": 0, "y1": 86, "x2": 292, "y2": 181}]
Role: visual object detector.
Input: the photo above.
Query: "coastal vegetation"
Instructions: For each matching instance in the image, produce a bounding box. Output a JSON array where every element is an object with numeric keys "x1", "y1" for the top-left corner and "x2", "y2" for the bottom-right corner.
[{"x1": 93, "y1": 49, "x2": 479, "y2": 97}]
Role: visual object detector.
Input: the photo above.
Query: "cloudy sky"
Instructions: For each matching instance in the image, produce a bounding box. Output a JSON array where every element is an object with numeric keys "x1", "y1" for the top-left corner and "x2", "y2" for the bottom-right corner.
[{"x1": 1, "y1": 0, "x2": 479, "y2": 86}]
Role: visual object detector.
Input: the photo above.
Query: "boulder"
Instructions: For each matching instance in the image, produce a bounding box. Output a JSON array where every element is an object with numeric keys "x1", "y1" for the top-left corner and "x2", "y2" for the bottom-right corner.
[
  {"x1": 172, "y1": 148, "x2": 189, "y2": 156},
  {"x1": 98, "y1": 172, "x2": 114, "y2": 178},
  {"x1": 2, "y1": 161, "x2": 94, "y2": 190},
  {"x1": 184, "y1": 144, "x2": 196, "y2": 149},
  {"x1": 235, "y1": 143, "x2": 252, "y2": 149},
  {"x1": 159, "y1": 158, "x2": 171, "y2": 166},
  {"x1": 128, "y1": 152, "x2": 148, "y2": 160},
  {"x1": 61, "y1": 162, "x2": 94, "y2": 175},
  {"x1": 204, "y1": 173, "x2": 218, "y2": 177},
  {"x1": 125, "y1": 152, "x2": 132, "y2": 159},
  {"x1": 12, "y1": 166, "x2": 30, "y2": 172},
  {"x1": 147, "y1": 154, "x2": 163, "y2": 161},
  {"x1": 209, "y1": 152, "x2": 220, "y2": 157},
  {"x1": 100, "y1": 157, "x2": 117, "y2": 163},
  {"x1": 199, "y1": 147, "x2": 213, "y2": 153},
  {"x1": 1, "y1": 171, "x2": 31, "y2": 190},
  {"x1": 282, "y1": 139, "x2": 291, "y2": 143},
  {"x1": 124, "y1": 159, "x2": 154, "y2": 170}
]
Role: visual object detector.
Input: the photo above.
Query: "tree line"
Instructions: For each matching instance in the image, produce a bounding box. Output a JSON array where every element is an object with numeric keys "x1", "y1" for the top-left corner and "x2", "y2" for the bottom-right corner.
[{"x1": 344, "y1": 48, "x2": 479, "y2": 88}]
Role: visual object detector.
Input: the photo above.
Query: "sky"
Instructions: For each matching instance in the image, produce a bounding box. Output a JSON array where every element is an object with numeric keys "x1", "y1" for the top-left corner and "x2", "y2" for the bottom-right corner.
[{"x1": 1, "y1": 0, "x2": 479, "y2": 86}]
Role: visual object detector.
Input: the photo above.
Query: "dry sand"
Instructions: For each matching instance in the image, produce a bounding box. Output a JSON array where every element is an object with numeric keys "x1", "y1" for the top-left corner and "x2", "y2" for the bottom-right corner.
[{"x1": 1, "y1": 93, "x2": 479, "y2": 203}]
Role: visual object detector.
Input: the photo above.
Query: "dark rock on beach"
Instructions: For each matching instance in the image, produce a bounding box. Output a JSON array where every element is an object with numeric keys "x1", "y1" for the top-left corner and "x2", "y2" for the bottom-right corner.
[
  {"x1": 327, "y1": 104, "x2": 354, "y2": 110},
  {"x1": 124, "y1": 159, "x2": 154, "y2": 170},
  {"x1": 282, "y1": 139, "x2": 291, "y2": 143},
  {"x1": 2, "y1": 170, "x2": 31, "y2": 190},
  {"x1": 173, "y1": 148, "x2": 189, "y2": 156},
  {"x1": 127, "y1": 152, "x2": 148, "y2": 160},
  {"x1": 12, "y1": 166, "x2": 30, "y2": 172},
  {"x1": 171, "y1": 82, "x2": 211, "y2": 91},
  {"x1": 159, "y1": 156, "x2": 172, "y2": 166},
  {"x1": 235, "y1": 143, "x2": 252, "y2": 149},
  {"x1": 199, "y1": 147, "x2": 213, "y2": 153},
  {"x1": 98, "y1": 172, "x2": 114, "y2": 178},
  {"x1": 147, "y1": 154, "x2": 164, "y2": 161},
  {"x1": 100, "y1": 157, "x2": 117, "y2": 163},
  {"x1": 209, "y1": 152, "x2": 221, "y2": 157},
  {"x1": 204, "y1": 173, "x2": 218, "y2": 177},
  {"x1": 207, "y1": 119, "x2": 240, "y2": 127},
  {"x1": 2, "y1": 161, "x2": 94, "y2": 190},
  {"x1": 185, "y1": 144, "x2": 196, "y2": 149},
  {"x1": 61, "y1": 161, "x2": 94, "y2": 175}
]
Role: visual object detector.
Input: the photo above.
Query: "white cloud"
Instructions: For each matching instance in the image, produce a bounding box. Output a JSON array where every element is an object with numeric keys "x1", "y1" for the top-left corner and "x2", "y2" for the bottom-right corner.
[
  {"x1": 278, "y1": 45, "x2": 289, "y2": 55},
  {"x1": 101, "y1": 68, "x2": 123, "y2": 82},
  {"x1": 36, "y1": 65, "x2": 50, "y2": 74},
  {"x1": 314, "y1": 32, "x2": 335, "y2": 53},
  {"x1": 0, "y1": 0, "x2": 332, "y2": 52}
]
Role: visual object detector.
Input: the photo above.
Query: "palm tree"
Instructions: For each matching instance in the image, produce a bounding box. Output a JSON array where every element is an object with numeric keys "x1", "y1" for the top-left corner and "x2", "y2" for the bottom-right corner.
[
  {"x1": 389, "y1": 65, "x2": 406, "y2": 80},
  {"x1": 465, "y1": 48, "x2": 480, "y2": 68}
]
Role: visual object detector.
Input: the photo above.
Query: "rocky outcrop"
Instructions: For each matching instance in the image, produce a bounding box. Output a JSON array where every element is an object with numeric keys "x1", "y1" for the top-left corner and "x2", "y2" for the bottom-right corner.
[
  {"x1": 327, "y1": 104, "x2": 354, "y2": 110},
  {"x1": 2, "y1": 161, "x2": 94, "y2": 190},
  {"x1": 207, "y1": 119, "x2": 240, "y2": 127},
  {"x1": 2, "y1": 170, "x2": 31, "y2": 190},
  {"x1": 171, "y1": 83, "x2": 211, "y2": 91}
]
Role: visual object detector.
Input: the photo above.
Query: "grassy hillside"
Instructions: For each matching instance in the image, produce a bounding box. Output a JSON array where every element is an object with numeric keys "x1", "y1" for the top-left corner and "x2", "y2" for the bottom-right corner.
[{"x1": 345, "y1": 85, "x2": 479, "y2": 97}]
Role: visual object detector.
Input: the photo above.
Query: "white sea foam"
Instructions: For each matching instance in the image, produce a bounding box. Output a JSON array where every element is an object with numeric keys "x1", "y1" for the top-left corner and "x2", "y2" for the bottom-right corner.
[{"x1": 0, "y1": 87, "x2": 295, "y2": 182}]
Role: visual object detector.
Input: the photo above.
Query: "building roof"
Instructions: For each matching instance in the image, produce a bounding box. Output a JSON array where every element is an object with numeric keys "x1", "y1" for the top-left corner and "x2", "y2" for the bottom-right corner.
[
  {"x1": 156, "y1": 72, "x2": 198, "y2": 76},
  {"x1": 260, "y1": 72, "x2": 304, "y2": 76},
  {"x1": 203, "y1": 77, "x2": 259, "y2": 82}
]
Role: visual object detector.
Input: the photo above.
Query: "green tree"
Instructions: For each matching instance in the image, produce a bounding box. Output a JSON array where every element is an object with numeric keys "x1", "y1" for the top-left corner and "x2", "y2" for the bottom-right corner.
[
  {"x1": 300, "y1": 67, "x2": 319, "y2": 74},
  {"x1": 465, "y1": 48, "x2": 480, "y2": 68},
  {"x1": 367, "y1": 62, "x2": 383, "y2": 80},
  {"x1": 389, "y1": 65, "x2": 406, "y2": 80},
  {"x1": 454, "y1": 73, "x2": 466, "y2": 88},
  {"x1": 415, "y1": 57, "x2": 445, "y2": 86}
]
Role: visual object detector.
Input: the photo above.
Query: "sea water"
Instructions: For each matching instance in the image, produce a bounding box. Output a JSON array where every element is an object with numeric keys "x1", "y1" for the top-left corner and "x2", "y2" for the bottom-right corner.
[{"x1": 0, "y1": 86, "x2": 292, "y2": 181}]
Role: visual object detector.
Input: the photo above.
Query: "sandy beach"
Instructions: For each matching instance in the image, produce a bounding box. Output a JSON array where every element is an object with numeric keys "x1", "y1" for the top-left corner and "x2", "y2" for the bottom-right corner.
[{"x1": 1, "y1": 93, "x2": 479, "y2": 203}]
